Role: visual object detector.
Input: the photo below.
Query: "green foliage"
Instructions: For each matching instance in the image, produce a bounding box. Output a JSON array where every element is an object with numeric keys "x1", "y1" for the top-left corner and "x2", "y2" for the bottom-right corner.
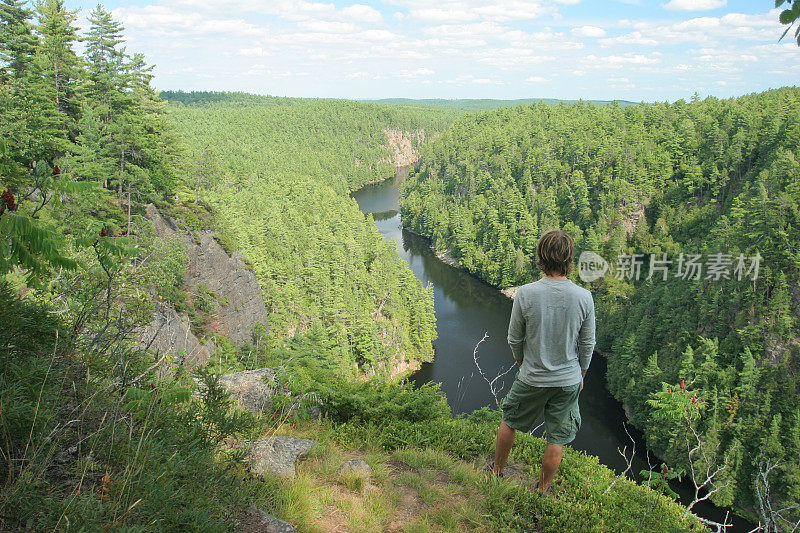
[
  {"x1": 326, "y1": 401, "x2": 703, "y2": 532},
  {"x1": 314, "y1": 376, "x2": 450, "y2": 424},
  {"x1": 777, "y1": 0, "x2": 800, "y2": 45},
  {"x1": 401, "y1": 88, "x2": 800, "y2": 520},
  {"x1": 0, "y1": 283, "x2": 61, "y2": 472},
  {"x1": 189, "y1": 366, "x2": 258, "y2": 446},
  {"x1": 167, "y1": 96, "x2": 453, "y2": 373},
  {"x1": 0, "y1": 286, "x2": 274, "y2": 531}
]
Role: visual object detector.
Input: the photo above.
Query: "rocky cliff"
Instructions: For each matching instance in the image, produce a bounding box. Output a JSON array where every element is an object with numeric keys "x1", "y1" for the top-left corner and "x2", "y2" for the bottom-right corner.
[
  {"x1": 138, "y1": 204, "x2": 269, "y2": 367},
  {"x1": 385, "y1": 128, "x2": 424, "y2": 168}
]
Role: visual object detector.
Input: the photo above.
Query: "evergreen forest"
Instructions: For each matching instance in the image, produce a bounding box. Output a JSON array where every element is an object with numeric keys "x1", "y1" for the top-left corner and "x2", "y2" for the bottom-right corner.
[
  {"x1": 401, "y1": 89, "x2": 800, "y2": 521},
  {"x1": 1, "y1": 0, "x2": 798, "y2": 530}
]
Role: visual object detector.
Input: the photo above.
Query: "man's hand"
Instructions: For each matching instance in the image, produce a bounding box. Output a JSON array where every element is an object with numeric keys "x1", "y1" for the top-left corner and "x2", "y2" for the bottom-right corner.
[
  {"x1": 581, "y1": 369, "x2": 587, "y2": 391},
  {"x1": 516, "y1": 359, "x2": 522, "y2": 367},
  {"x1": 580, "y1": 379, "x2": 584, "y2": 391}
]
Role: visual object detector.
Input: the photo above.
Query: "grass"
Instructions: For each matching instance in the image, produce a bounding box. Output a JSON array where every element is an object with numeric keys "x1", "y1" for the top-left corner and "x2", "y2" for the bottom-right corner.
[
  {"x1": 1, "y1": 284, "x2": 706, "y2": 532},
  {"x1": 242, "y1": 411, "x2": 708, "y2": 533},
  {"x1": 245, "y1": 420, "x2": 492, "y2": 532}
]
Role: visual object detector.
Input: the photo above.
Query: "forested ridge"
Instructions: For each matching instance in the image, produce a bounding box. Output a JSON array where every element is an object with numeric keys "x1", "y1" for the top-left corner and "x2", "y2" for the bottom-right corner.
[
  {"x1": 401, "y1": 88, "x2": 800, "y2": 524},
  {"x1": 166, "y1": 93, "x2": 463, "y2": 374},
  {"x1": 372, "y1": 97, "x2": 639, "y2": 111}
]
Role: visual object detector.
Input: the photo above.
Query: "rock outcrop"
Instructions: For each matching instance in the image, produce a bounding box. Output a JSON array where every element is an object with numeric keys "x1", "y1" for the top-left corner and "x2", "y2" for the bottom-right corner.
[
  {"x1": 194, "y1": 367, "x2": 322, "y2": 418},
  {"x1": 501, "y1": 286, "x2": 520, "y2": 300},
  {"x1": 245, "y1": 436, "x2": 315, "y2": 476},
  {"x1": 139, "y1": 205, "x2": 269, "y2": 365},
  {"x1": 337, "y1": 458, "x2": 372, "y2": 477},
  {"x1": 385, "y1": 128, "x2": 424, "y2": 167},
  {"x1": 237, "y1": 506, "x2": 298, "y2": 533},
  {"x1": 217, "y1": 368, "x2": 281, "y2": 414},
  {"x1": 139, "y1": 303, "x2": 215, "y2": 367}
]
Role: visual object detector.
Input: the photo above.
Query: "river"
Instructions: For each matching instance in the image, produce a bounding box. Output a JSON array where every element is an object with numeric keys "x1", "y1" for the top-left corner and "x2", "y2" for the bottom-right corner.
[{"x1": 352, "y1": 174, "x2": 753, "y2": 532}]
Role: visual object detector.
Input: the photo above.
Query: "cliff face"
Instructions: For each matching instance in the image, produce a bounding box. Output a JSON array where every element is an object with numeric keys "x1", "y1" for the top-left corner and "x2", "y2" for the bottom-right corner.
[
  {"x1": 385, "y1": 128, "x2": 424, "y2": 168},
  {"x1": 139, "y1": 205, "x2": 269, "y2": 367}
]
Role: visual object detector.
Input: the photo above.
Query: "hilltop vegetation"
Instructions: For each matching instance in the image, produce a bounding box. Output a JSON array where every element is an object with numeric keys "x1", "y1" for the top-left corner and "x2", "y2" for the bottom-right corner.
[
  {"x1": 370, "y1": 98, "x2": 639, "y2": 111},
  {"x1": 401, "y1": 88, "x2": 800, "y2": 525},
  {"x1": 166, "y1": 94, "x2": 463, "y2": 374}
]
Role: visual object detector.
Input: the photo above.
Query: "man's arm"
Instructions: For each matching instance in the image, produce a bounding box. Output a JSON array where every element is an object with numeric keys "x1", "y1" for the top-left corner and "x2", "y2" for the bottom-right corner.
[
  {"x1": 577, "y1": 295, "x2": 596, "y2": 374},
  {"x1": 508, "y1": 293, "x2": 525, "y2": 365}
]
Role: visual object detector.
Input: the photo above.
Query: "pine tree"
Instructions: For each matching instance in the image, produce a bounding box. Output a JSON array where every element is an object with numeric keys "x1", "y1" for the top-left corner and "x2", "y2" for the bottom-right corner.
[
  {"x1": 84, "y1": 4, "x2": 124, "y2": 112},
  {"x1": 31, "y1": 0, "x2": 83, "y2": 154},
  {"x1": 0, "y1": 0, "x2": 39, "y2": 80}
]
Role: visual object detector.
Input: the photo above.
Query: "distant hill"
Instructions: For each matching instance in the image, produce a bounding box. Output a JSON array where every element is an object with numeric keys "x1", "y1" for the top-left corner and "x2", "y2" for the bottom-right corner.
[
  {"x1": 368, "y1": 97, "x2": 640, "y2": 110},
  {"x1": 158, "y1": 91, "x2": 639, "y2": 110},
  {"x1": 159, "y1": 90, "x2": 290, "y2": 106}
]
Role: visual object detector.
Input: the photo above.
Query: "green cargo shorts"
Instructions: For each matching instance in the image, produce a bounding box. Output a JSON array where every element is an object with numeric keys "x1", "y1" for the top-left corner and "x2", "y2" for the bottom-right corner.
[{"x1": 501, "y1": 378, "x2": 582, "y2": 446}]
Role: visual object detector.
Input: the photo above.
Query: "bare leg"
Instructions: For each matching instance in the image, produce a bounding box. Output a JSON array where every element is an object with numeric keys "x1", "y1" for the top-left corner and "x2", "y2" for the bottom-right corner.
[
  {"x1": 538, "y1": 444, "x2": 563, "y2": 493},
  {"x1": 493, "y1": 421, "x2": 515, "y2": 474}
]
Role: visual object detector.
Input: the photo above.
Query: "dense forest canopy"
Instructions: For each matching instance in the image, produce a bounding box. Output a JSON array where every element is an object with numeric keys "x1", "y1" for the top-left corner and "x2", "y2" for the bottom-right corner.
[
  {"x1": 371, "y1": 97, "x2": 639, "y2": 111},
  {"x1": 401, "y1": 88, "x2": 800, "y2": 522},
  {"x1": 166, "y1": 95, "x2": 461, "y2": 374}
]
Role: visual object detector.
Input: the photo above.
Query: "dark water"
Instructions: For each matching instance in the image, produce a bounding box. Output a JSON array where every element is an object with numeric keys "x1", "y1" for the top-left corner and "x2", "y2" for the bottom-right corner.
[{"x1": 352, "y1": 175, "x2": 753, "y2": 531}]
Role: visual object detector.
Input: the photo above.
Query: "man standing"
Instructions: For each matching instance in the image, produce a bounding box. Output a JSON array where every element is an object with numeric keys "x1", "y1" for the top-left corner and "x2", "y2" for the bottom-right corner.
[{"x1": 492, "y1": 229, "x2": 596, "y2": 496}]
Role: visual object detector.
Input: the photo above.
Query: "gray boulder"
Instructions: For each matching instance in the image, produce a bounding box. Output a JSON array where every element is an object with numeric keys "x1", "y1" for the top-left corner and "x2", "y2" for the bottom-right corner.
[
  {"x1": 236, "y1": 506, "x2": 298, "y2": 533},
  {"x1": 337, "y1": 457, "x2": 372, "y2": 477},
  {"x1": 218, "y1": 368, "x2": 281, "y2": 414},
  {"x1": 245, "y1": 436, "x2": 315, "y2": 476}
]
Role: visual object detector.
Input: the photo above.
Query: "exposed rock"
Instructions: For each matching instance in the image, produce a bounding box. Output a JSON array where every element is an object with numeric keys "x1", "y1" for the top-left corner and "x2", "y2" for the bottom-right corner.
[
  {"x1": 217, "y1": 368, "x2": 281, "y2": 414},
  {"x1": 385, "y1": 128, "x2": 424, "y2": 167},
  {"x1": 138, "y1": 303, "x2": 213, "y2": 367},
  {"x1": 236, "y1": 506, "x2": 298, "y2": 533},
  {"x1": 193, "y1": 368, "x2": 324, "y2": 420},
  {"x1": 337, "y1": 458, "x2": 372, "y2": 477},
  {"x1": 245, "y1": 436, "x2": 315, "y2": 477},
  {"x1": 140, "y1": 204, "x2": 269, "y2": 364},
  {"x1": 621, "y1": 204, "x2": 646, "y2": 239},
  {"x1": 482, "y1": 458, "x2": 524, "y2": 481},
  {"x1": 52, "y1": 445, "x2": 78, "y2": 465},
  {"x1": 186, "y1": 232, "x2": 267, "y2": 345},
  {"x1": 435, "y1": 249, "x2": 461, "y2": 269}
]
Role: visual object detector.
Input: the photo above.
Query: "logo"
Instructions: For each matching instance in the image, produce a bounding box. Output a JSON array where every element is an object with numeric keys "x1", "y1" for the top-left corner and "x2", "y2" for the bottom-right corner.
[{"x1": 578, "y1": 251, "x2": 609, "y2": 282}]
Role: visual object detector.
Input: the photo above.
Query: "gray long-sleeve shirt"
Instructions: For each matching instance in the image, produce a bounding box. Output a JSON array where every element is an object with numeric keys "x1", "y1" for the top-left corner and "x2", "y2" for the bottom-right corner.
[{"x1": 507, "y1": 277, "x2": 596, "y2": 387}]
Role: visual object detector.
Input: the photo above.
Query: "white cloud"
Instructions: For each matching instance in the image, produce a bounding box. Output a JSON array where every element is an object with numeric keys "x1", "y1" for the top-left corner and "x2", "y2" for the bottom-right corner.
[
  {"x1": 525, "y1": 75, "x2": 549, "y2": 82},
  {"x1": 600, "y1": 31, "x2": 658, "y2": 47},
  {"x1": 238, "y1": 47, "x2": 271, "y2": 57},
  {"x1": 297, "y1": 20, "x2": 358, "y2": 33},
  {"x1": 663, "y1": 0, "x2": 726, "y2": 11},
  {"x1": 474, "y1": 48, "x2": 554, "y2": 66},
  {"x1": 342, "y1": 4, "x2": 383, "y2": 23},
  {"x1": 389, "y1": 0, "x2": 555, "y2": 23},
  {"x1": 583, "y1": 53, "x2": 661, "y2": 69},
  {"x1": 396, "y1": 67, "x2": 435, "y2": 78},
  {"x1": 571, "y1": 25, "x2": 606, "y2": 38}
]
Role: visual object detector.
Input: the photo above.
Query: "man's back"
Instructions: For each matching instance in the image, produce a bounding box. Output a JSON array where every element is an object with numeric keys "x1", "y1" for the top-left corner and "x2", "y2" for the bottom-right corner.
[{"x1": 507, "y1": 277, "x2": 595, "y2": 387}]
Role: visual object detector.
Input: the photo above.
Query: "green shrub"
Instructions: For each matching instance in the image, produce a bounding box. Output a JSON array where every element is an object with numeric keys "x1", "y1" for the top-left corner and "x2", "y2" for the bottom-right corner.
[{"x1": 314, "y1": 376, "x2": 450, "y2": 424}]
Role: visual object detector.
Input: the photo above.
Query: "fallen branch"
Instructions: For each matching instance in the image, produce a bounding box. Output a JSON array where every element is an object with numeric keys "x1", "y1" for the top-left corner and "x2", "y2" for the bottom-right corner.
[
  {"x1": 602, "y1": 422, "x2": 636, "y2": 495},
  {"x1": 471, "y1": 332, "x2": 516, "y2": 407}
]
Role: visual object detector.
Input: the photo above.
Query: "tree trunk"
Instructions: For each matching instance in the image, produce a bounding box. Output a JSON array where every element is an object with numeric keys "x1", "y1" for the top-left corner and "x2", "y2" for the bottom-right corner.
[
  {"x1": 118, "y1": 147, "x2": 125, "y2": 199},
  {"x1": 126, "y1": 181, "x2": 132, "y2": 236}
]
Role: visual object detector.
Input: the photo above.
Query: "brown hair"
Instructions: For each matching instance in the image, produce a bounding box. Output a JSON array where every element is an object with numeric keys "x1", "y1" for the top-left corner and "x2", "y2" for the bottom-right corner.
[{"x1": 536, "y1": 230, "x2": 574, "y2": 276}]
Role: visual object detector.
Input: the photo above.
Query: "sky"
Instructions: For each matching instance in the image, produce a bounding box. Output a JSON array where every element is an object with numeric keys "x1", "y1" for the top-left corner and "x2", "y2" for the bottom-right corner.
[{"x1": 63, "y1": 0, "x2": 800, "y2": 102}]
